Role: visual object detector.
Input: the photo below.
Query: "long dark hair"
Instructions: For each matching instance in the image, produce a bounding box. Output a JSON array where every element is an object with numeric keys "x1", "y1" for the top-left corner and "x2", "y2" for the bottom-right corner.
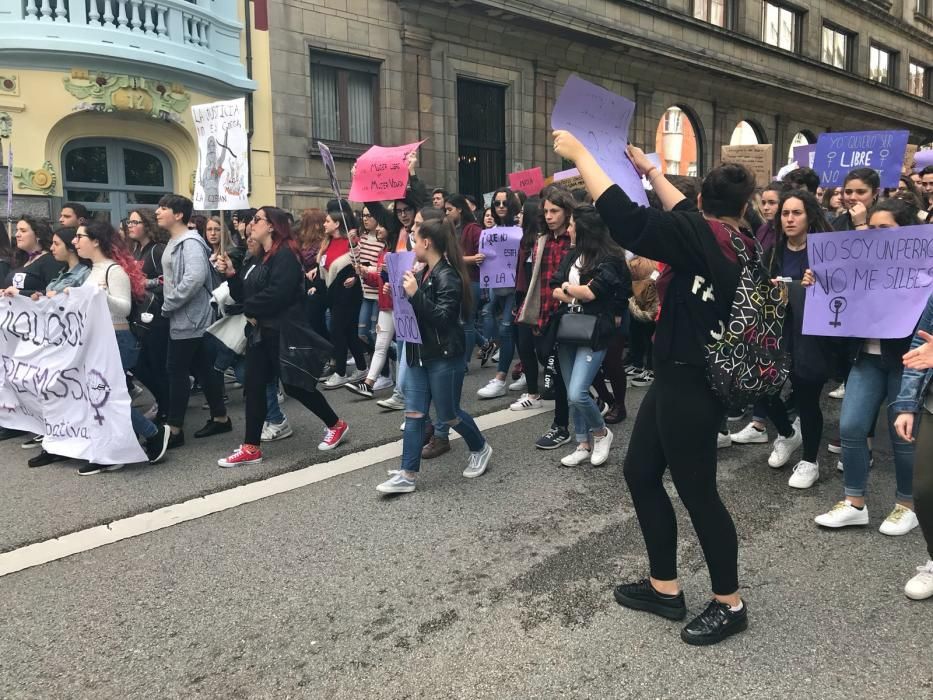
[
  {"x1": 446, "y1": 193, "x2": 476, "y2": 227},
  {"x1": 572, "y1": 205, "x2": 626, "y2": 276},
  {"x1": 519, "y1": 197, "x2": 541, "y2": 256},
  {"x1": 82, "y1": 220, "x2": 147, "y2": 301},
  {"x1": 490, "y1": 187, "x2": 520, "y2": 226},
  {"x1": 15, "y1": 216, "x2": 54, "y2": 265},
  {"x1": 325, "y1": 198, "x2": 359, "y2": 233},
  {"x1": 774, "y1": 189, "x2": 832, "y2": 238},
  {"x1": 538, "y1": 186, "x2": 575, "y2": 235},
  {"x1": 871, "y1": 198, "x2": 919, "y2": 227},
  {"x1": 417, "y1": 217, "x2": 472, "y2": 316},
  {"x1": 258, "y1": 206, "x2": 300, "y2": 263},
  {"x1": 127, "y1": 208, "x2": 169, "y2": 246},
  {"x1": 367, "y1": 201, "x2": 399, "y2": 251}
]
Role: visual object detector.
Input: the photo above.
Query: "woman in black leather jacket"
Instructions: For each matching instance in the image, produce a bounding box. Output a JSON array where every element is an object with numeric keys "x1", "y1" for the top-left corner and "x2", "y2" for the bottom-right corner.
[{"x1": 377, "y1": 218, "x2": 492, "y2": 495}]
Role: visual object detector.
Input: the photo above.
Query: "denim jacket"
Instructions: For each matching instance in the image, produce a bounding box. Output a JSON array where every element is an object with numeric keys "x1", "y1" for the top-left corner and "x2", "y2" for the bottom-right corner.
[{"x1": 893, "y1": 291, "x2": 933, "y2": 414}]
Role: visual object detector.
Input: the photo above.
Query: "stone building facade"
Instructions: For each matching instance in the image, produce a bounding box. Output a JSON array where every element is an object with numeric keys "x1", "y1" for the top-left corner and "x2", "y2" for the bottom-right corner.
[{"x1": 267, "y1": 0, "x2": 933, "y2": 210}]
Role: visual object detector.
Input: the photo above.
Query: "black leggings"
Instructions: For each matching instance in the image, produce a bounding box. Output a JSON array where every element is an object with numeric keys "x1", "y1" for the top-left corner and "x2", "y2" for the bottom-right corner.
[
  {"x1": 763, "y1": 375, "x2": 825, "y2": 463},
  {"x1": 600, "y1": 330, "x2": 627, "y2": 406},
  {"x1": 515, "y1": 323, "x2": 539, "y2": 394},
  {"x1": 623, "y1": 361, "x2": 738, "y2": 595},
  {"x1": 166, "y1": 335, "x2": 227, "y2": 428},
  {"x1": 628, "y1": 318, "x2": 655, "y2": 370},
  {"x1": 244, "y1": 329, "x2": 339, "y2": 446},
  {"x1": 134, "y1": 321, "x2": 169, "y2": 418},
  {"x1": 329, "y1": 294, "x2": 368, "y2": 376}
]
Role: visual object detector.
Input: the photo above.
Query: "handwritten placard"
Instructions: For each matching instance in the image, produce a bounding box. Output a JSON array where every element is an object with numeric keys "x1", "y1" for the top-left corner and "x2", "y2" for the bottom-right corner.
[
  {"x1": 386, "y1": 251, "x2": 422, "y2": 344},
  {"x1": 812, "y1": 131, "x2": 909, "y2": 189},
  {"x1": 721, "y1": 144, "x2": 773, "y2": 185},
  {"x1": 553, "y1": 167, "x2": 585, "y2": 192},
  {"x1": 479, "y1": 226, "x2": 522, "y2": 289},
  {"x1": 508, "y1": 167, "x2": 545, "y2": 196},
  {"x1": 349, "y1": 140, "x2": 425, "y2": 202},
  {"x1": 192, "y1": 98, "x2": 250, "y2": 210},
  {"x1": 802, "y1": 225, "x2": 933, "y2": 338},
  {"x1": 551, "y1": 74, "x2": 648, "y2": 206}
]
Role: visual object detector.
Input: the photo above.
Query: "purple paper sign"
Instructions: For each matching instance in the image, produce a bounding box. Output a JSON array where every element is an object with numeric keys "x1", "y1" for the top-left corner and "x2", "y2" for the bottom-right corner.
[
  {"x1": 479, "y1": 226, "x2": 522, "y2": 289},
  {"x1": 551, "y1": 75, "x2": 648, "y2": 206},
  {"x1": 386, "y1": 251, "x2": 422, "y2": 344},
  {"x1": 802, "y1": 225, "x2": 933, "y2": 339},
  {"x1": 317, "y1": 141, "x2": 342, "y2": 200},
  {"x1": 792, "y1": 144, "x2": 816, "y2": 169},
  {"x1": 915, "y1": 149, "x2": 933, "y2": 170},
  {"x1": 812, "y1": 131, "x2": 909, "y2": 189}
]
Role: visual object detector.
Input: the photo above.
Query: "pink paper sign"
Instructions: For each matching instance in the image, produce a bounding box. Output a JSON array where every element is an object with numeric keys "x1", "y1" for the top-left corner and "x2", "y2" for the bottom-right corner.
[
  {"x1": 349, "y1": 141, "x2": 425, "y2": 202},
  {"x1": 508, "y1": 167, "x2": 545, "y2": 196}
]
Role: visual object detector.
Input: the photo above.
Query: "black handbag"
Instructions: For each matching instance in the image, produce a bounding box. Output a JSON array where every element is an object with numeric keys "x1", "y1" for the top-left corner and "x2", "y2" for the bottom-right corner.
[
  {"x1": 278, "y1": 311, "x2": 334, "y2": 391},
  {"x1": 556, "y1": 305, "x2": 597, "y2": 345}
]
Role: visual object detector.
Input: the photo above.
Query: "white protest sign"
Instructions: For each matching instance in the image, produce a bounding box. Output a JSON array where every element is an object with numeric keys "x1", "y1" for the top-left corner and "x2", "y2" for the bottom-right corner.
[
  {"x1": 0, "y1": 286, "x2": 146, "y2": 465},
  {"x1": 192, "y1": 98, "x2": 250, "y2": 210}
]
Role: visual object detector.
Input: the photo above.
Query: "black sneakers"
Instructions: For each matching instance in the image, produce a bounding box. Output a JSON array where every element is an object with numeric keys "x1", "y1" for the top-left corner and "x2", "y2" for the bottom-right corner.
[
  {"x1": 145, "y1": 426, "x2": 171, "y2": 464},
  {"x1": 613, "y1": 579, "x2": 687, "y2": 620},
  {"x1": 535, "y1": 426, "x2": 571, "y2": 450},
  {"x1": 167, "y1": 429, "x2": 185, "y2": 450},
  {"x1": 27, "y1": 450, "x2": 68, "y2": 468},
  {"x1": 194, "y1": 418, "x2": 233, "y2": 439},
  {"x1": 681, "y1": 599, "x2": 748, "y2": 646}
]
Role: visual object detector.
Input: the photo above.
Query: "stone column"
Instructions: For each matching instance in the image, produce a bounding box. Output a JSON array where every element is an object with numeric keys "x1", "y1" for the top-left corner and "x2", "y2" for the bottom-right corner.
[
  {"x1": 400, "y1": 26, "x2": 437, "y2": 185},
  {"x1": 533, "y1": 64, "x2": 559, "y2": 175}
]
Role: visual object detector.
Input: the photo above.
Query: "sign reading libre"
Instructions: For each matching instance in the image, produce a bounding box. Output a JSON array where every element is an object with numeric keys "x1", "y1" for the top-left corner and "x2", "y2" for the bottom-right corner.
[
  {"x1": 812, "y1": 130, "x2": 909, "y2": 189},
  {"x1": 349, "y1": 141, "x2": 425, "y2": 202},
  {"x1": 479, "y1": 226, "x2": 522, "y2": 289},
  {"x1": 802, "y1": 225, "x2": 933, "y2": 339},
  {"x1": 386, "y1": 251, "x2": 422, "y2": 344},
  {"x1": 0, "y1": 286, "x2": 146, "y2": 465}
]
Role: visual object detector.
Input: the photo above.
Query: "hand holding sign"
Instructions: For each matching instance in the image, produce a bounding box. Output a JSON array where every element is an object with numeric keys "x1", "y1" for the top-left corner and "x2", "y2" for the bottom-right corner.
[
  {"x1": 479, "y1": 226, "x2": 521, "y2": 289},
  {"x1": 349, "y1": 140, "x2": 426, "y2": 202},
  {"x1": 386, "y1": 252, "x2": 422, "y2": 344}
]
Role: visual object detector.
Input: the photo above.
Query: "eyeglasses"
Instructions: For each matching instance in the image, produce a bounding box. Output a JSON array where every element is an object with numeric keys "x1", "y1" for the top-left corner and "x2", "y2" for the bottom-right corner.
[
  {"x1": 125, "y1": 219, "x2": 143, "y2": 226},
  {"x1": 396, "y1": 207, "x2": 413, "y2": 216},
  {"x1": 494, "y1": 200, "x2": 509, "y2": 208},
  {"x1": 252, "y1": 215, "x2": 267, "y2": 224},
  {"x1": 73, "y1": 233, "x2": 90, "y2": 240},
  {"x1": 361, "y1": 213, "x2": 374, "y2": 219}
]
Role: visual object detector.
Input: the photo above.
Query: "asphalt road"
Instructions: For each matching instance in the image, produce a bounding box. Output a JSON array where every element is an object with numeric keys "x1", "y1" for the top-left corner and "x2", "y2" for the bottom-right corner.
[{"x1": 1, "y1": 363, "x2": 931, "y2": 699}]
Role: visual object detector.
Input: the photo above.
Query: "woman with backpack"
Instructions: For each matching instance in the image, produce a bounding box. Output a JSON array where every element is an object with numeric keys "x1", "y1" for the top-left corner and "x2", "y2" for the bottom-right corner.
[
  {"x1": 214, "y1": 206, "x2": 349, "y2": 467},
  {"x1": 549, "y1": 204, "x2": 631, "y2": 467},
  {"x1": 554, "y1": 129, "x2": 757, "y2": 646}
]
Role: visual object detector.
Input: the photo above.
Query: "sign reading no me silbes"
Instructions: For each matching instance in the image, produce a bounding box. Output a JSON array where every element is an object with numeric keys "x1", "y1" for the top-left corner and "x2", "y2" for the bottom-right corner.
[{"x1": 802, "y1": 225, "x2": 933, "y2": 339}]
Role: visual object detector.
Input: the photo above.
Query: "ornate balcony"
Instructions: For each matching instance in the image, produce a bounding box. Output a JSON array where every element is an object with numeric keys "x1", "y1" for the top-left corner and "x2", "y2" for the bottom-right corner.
[{"x1": 0, "y1": 0, "x2": 253, "y2": 93}]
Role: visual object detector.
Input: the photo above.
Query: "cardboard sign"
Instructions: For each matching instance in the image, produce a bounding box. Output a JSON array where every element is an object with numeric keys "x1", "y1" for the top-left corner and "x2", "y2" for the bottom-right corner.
[
  {"x1": 553, "y1": 167, "x2": 585, "y2": 192},
  {"x1": 551, "y1": 75, "x2": 648, "y2": 206},
  {"x1": 721, "y1": 144, "x2": 774, "y2": 186},
  {"x1": 479, "y1": 226, "x2": 522, "y2": 289},
  {"x1": 508, "y1": 167, "x2": 545, "y2": 196},
  {"x1": 386, "y1": 252, "x2": 422, "y2": 344},
  {"x1": 191, "y1": 98, "x2": 250, "y2": 210},
  {"x1": 903, "y1": 144, "x2": 919, "y2": 173},
  {"x1": 802, "y1": 225, "x2": 933, "y2": 338},
  {"x1": 811, "y1": 130, "x2": 909, "y2": 188},
  {"x1": 349, "y1": 140, "x2": 425, "y2": 202}
]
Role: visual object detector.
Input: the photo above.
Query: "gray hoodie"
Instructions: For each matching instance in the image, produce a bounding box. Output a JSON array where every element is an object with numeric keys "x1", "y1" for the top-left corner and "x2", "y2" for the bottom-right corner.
[{"x1": 161, "y1": 231, "x2": 215, "y2": 340}]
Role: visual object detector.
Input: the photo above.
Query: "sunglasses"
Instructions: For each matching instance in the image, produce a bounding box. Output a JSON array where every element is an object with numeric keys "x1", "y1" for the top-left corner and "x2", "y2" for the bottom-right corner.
[{"x1": 494, "y1": 200, "x2": 508, "y2": 207}]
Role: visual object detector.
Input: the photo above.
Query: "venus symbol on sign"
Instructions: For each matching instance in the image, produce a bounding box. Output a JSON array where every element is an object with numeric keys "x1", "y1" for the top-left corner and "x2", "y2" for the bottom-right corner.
[{"x1": 828, "y1": 297, "x2": 847, "y2": 328}]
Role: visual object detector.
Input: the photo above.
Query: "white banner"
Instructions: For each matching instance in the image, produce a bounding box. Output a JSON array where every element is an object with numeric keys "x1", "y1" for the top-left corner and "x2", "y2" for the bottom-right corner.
[
  {"x1": 0, "y1": 286, "x2": 146, "y2": 465},
  {"x1": 192, "y1": 97, "x2": 250, "y2": 210}
]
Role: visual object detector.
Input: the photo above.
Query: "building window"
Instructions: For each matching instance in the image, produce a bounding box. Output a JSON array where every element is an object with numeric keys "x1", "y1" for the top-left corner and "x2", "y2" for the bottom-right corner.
[
  {"x1": 310, "y1": 52, "x2": 380, "y2": 147},
  {"x1": 763, "y1": 2, "x2": 798, "y2": 52},
  {"x1": 665, "y1": 160, "x2": 681, "y2": 175},
  {"x1": 693, "y1": 0, "x2": 726, "y2": 27},
  {"x1": 870, "y1": 44, "x2": 896, "y2": 86},
  {"x1": 917, "y1": 0, "x2": 930, "y2": 17},
  {"x1": 910, "y1": 62, "x2": 929, "y2": 98},
  {"x1": 663, "y1": 107, "x2": 683, "y2": 134},
  {"x1": 821, "y1": 25, "x2": 851, "y2": 70},
  {"x1": 456, "y1": 79, "x2": 506, "y2": 201}
]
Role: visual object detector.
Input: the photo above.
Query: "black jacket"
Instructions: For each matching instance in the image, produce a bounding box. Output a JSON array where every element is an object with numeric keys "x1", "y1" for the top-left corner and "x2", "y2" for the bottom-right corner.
[
  {"x1": 549, "y1": 249, "x2": 632, "y2": 351},
  {"x1": 406, "y1": 258, "x2": 466, "y2": 366},
  {"x1": 228, "y1": 245, "x2": 304, "y2": 329}
]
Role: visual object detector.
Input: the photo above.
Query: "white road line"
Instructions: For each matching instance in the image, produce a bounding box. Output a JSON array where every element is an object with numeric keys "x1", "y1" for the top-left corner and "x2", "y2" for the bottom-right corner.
[{"x1": 0, "y1": 405, "x2": 550, "y2": 578}]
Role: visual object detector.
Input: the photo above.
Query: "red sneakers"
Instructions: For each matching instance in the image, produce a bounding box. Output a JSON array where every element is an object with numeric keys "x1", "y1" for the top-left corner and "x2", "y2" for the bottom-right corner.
[
  {"x1": 218, "y1": 444, "x2": 263, "y2": 468},
  {"x1": 318, "y1": 419, "x2": 349, "y2": 451}
]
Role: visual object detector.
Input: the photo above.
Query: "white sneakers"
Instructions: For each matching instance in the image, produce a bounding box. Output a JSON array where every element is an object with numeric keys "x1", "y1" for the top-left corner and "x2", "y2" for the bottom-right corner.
[
  {"x1": 815, "y1": 501, "x2": 869, "y2": 528},
  {"x1": 463, "y1": 443, "x2": 493, "y2": 478},
  {"x1": 905, "y1": 560, "x2": 933, "y2": 600},
  {"x1": 510, "y1": 393, "x2": 543, "y2": 411},
  {"x1": 828, "y1": 382, "x2": 846, "y2": 399},
  {"x1": 509, "y1": 374, "x2": 527, "y2": 391},
  {"x1": 477, "y1": 378, "x2": 507, "y2": 399},
  {"x1": 879, "y1": 504, "x2": 919, "y2": 536},
  {"x1": 560, "y1": 429, "x2": 613, "y2": 466},
  {"x1": 788, "y1": 460, "x2": 819, "y2": 489},
  {"x1": 372, "y1": 376, "x2": 394, "y2": 392},
  {"x1": 731, "y1": 422, "x2": 768, "y2": 445},
  {"x1": 261, "y1": 419, "x2": 293, "y2": 442},
  {"x1": 717, "y1": 432, "x2": 732, "y2": 449},
  {"x1": 323, "y1": 372, "x2": 352, "y2": 389},
  {"x1": 768, "y1": 428, "x2": 802, "y2": 468}
]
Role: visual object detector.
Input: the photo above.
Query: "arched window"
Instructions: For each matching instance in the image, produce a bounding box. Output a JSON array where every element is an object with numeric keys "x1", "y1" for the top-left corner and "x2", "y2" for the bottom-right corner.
[
  {"x1": 63, "y1": 139, "x2": 173, "y2": 223},
  {"x1": 655, "y1": 106, "x2": 702, "y2": 177},
  {"x1": 729, "y1": 120, "x2": 766, "y2": 145},
  {"x1": 787, "y1": 130, "x2": 816, "y2": 164}
]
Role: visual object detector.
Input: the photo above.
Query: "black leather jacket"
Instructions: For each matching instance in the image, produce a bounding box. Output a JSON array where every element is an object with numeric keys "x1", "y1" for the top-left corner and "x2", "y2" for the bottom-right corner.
[{"x1": 405, "y1": 258, "x2": 466, "y2": 366}]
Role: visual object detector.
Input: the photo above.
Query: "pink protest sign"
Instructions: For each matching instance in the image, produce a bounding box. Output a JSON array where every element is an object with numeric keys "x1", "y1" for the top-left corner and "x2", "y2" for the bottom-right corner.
[
  {"x1": 349, "y1": 141, "x2": 425, "y2": 202},
  {"x1": 508, "y1": 167, "x2": 545, "y2": 196}
]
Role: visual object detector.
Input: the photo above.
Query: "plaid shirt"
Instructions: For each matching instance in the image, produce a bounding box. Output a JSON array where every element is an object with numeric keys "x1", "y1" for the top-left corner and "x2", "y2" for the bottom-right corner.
[{"x1": 536, "y1": 229, "x2": 572, "y2": 330}]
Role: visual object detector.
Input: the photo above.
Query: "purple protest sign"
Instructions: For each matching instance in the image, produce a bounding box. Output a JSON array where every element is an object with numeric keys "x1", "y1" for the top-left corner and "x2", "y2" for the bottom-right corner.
[
  {"x1": 792, "y1": 144, "x2": 816, "y2": 169},
  {"x1": 479, "y1": 226, "x2": 522, "y2": 289},
  {"x1": 915, "y1": 149, "x2": 933, "y2": 170},
  {"x1": 551, "y1": 75, "x2": 648, "y2": 206},
  {"x1": 802, "y1": 225, "x2": 933, "y2": 339},
  {"x1": 812, "y1": 131, "x2": 909, "y2": 189},
  {"x1": 317, "y1": 141, "x2": 342, "y2": 200},
  {"x1": 386, "y1": 251, "x2": 422, "y2": 344}
]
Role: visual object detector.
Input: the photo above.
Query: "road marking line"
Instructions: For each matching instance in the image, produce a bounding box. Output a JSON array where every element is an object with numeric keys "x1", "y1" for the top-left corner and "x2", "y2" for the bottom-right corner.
[{"x1": 0, "y1": 406, "x2": 550, "y2": 577}]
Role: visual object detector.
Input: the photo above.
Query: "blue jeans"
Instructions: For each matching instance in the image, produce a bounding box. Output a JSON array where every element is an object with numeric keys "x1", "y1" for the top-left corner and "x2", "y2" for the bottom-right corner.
[
  {"x1": 558, "y1": 343, "x2": 607, "y2": 444},
  {"x1": 841, "y1": 354, "x2": 914, "y2": 500},
  {"x1": 463, "y1": 280, "x2": 487, "y2": 367},
  {"x1": 482, "y1": 290, "x2": 516, "y2": 374},
  {"x1": 392, "y1": 339, "x2": 407, "y2": 401},
  {"x1": 401, "y1": 356, "x2": 485, "y2": 473},
  {"x1": 358, "y1": 298, "x2": 378, "y2": 346},
  {"x1": 116, "y1": 330, "x2": 157, "y2": 440}
]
